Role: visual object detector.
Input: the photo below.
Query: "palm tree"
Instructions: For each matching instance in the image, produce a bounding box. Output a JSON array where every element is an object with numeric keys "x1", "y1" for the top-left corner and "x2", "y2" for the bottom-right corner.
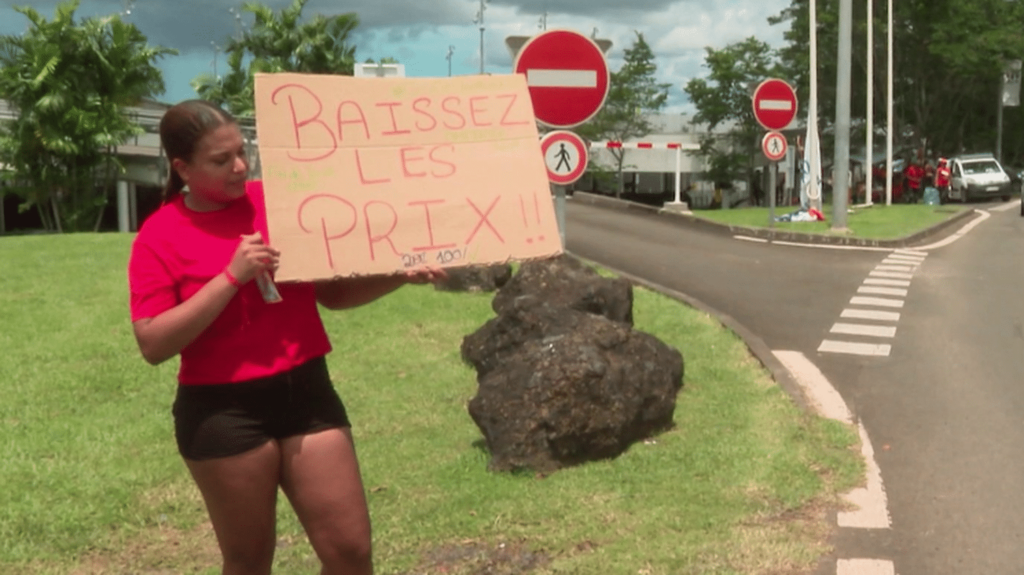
[
  {"x1": 0, "y1": 0, "x2": 175, "y2": 232},
  {"x1": 193, "y1": 0, "x2": 359, "y2": 118}
]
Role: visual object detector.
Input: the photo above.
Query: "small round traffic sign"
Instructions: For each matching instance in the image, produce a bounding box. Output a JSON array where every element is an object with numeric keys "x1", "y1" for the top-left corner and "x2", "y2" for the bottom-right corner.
[
  {"x1": 762, "y1": 131, "x2": 788, "y2": 162},
  {"x1": 514, "y1": 30, "x2": 610, "y2": 129},
  {"x1": 539, "y1": 131, "x2": 589, "y2": 185},
  {"x1": 752, "y1": 79, "x2": 798, "y2": 131}
]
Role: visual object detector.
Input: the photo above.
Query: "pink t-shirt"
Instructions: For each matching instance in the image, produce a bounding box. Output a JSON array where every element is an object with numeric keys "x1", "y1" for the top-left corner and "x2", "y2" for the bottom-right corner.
[{"x1": 128, "y1": 181, "x2": 332, "y2": 385}]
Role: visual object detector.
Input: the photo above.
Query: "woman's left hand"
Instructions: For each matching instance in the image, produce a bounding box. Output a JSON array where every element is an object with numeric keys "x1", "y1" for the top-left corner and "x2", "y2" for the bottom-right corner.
[{"x1": 404, "y1": 266, "x2": 448, "y2": 285}]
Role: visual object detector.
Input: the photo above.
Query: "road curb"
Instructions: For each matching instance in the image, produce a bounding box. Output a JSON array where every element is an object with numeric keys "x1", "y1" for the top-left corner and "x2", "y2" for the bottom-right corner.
[
  {"x1": 570, "y1": 191, "x2": 977, "y2": 249},
  {"x1": 567, "y1": 252, "x2": 814, "y2": 416}
]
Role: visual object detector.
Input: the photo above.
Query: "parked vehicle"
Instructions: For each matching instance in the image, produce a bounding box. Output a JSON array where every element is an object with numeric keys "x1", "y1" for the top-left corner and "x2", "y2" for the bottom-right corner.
[{"x1": 948, "y1": 153, "x2": 1013, "y2": 203}]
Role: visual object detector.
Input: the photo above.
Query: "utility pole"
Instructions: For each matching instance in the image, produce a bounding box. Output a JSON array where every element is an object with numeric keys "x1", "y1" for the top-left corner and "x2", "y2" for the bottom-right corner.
[
  {"x1": 832, "y1": 0, "x2": 853, "y2": 229},
  {"x1": 473, "y1": 0, "x2": 487, "y2": 75},
  {"x1": 446, "y1": 45, "x2": 455, "y2": 77},
  {"x1": 538, "y1": 11, "x2": 547, "y2": 30}
]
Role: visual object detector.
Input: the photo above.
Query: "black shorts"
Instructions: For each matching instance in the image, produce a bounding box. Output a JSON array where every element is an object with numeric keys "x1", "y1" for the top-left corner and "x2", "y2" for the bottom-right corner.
[{"x1": 172, "y1": 356, "x2": 351, "y2": 461}]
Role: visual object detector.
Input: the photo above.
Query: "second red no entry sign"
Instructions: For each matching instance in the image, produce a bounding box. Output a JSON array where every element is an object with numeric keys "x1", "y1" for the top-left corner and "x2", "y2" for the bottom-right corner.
[{"x1": 752, "y1": 78, "x2": 798, "y2": 131}]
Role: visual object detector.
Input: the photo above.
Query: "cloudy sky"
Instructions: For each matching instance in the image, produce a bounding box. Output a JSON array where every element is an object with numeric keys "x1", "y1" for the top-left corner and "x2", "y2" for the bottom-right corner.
[{"x1": 1, "y1": 0, "x2": 793, "y2": 113}]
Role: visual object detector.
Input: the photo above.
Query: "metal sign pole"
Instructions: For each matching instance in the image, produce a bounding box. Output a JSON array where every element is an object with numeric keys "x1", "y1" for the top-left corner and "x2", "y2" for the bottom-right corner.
[
  {"x1": 769, "y1": 161, "x2": 776, "y2": 229},
  {"x1": 674, "y1": 146, "x2": 682, "y2": 204},
  {"x1": 552, "y1": 183, "x2": 566, "y2": 248}
]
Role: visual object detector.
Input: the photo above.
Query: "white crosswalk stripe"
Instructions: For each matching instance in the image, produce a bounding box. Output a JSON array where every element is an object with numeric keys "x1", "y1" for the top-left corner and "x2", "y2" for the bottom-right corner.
[
  {"x1": 819, "y1": 340, "x2": 893, "y2": 356},
  {"x1": 820, "y1": 250, "x2": 927, "y2": 359},
  {"x1": 858, "y1": 286, "x2": 909, "y2": 297},
  {"x1": 863, "y1": 278, "x2": 911, "y2": 287},
  {"x1": 850, "y1": 296, "x2": 905, "y2": 308},
  {"x1": 831, "y1": 323, "x2": 897, "y2": 338},
  {"x1": 841, "y1": 309, "x2": 901, "y2": 321}
]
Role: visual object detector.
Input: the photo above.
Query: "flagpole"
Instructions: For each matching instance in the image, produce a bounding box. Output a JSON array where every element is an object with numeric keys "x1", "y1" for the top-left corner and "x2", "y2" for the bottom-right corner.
[
  {"x1": 807, "y1": 0, "x2": 821, "y2": 212},
  {"x1": 885, "y1": 0, "x2": 893, "y2": 206},
  {"x1": 866, "y1": 0, "x2": 874, "y2": 206}
]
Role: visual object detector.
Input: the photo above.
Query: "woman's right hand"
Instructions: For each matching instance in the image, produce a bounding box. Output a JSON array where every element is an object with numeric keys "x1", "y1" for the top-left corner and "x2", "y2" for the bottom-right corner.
[{"x1": 225, "y1": 232, "x2": 280, "y2": 284}]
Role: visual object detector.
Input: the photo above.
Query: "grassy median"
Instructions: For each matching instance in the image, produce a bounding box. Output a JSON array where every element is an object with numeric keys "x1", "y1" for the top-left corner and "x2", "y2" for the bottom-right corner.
[
  {"x1": 692, "y1": 203, "x2": 973, "y2": 240},
  {"x1": 0, "y1": 233, "x2": 862, "y2": 574}
]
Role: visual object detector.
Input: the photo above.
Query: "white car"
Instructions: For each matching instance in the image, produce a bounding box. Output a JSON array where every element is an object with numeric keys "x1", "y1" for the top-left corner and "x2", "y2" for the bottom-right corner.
[{"x1": 949, "y1": 153, "x2": 1013, "y2": 203}]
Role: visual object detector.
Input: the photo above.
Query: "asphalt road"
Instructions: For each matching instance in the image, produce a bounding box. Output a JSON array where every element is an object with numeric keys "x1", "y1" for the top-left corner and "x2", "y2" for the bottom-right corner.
[{"x1": 565, "y1": 199, "x2": 1024, "y2": 574}]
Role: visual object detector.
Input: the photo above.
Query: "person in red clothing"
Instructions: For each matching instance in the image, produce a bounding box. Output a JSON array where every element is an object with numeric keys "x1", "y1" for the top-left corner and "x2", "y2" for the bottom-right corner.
[
  {"x1": 128, "y1": 100, "x2": 444, "y2": 575},
  {"x1": 935, "y1": 157, "x2": 952, "y2": 202},
  {"x1": 903, "y1": 159, "x2": 925, "y2": 203}
]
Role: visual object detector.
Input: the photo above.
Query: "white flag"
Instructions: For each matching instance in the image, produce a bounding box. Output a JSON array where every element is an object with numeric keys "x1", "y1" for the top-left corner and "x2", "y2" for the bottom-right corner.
[{"x1": 801, "y1": 116, "x2": 822, "y2": 210}]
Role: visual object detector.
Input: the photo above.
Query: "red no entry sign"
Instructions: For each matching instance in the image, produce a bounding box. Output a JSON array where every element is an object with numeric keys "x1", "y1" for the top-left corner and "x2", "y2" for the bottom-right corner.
[
  {"x1": 539, "y1": 130, "x2": 589, "y2": 185},
  {"x1": 752, "y1": 79, "x2": 798, "y2": 131},
  {"x1": 513, "y1": 30, "x2": 609, "y2": 129}
]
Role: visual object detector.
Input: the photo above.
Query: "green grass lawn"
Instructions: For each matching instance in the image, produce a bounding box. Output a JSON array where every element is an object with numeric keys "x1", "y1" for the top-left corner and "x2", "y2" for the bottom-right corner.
[
  {"x1": 692, "y1": 204, "x2": 970, "y2": 240},
  {"x1": 0, "y1": 233, "x2": 862, "y2": 575}
]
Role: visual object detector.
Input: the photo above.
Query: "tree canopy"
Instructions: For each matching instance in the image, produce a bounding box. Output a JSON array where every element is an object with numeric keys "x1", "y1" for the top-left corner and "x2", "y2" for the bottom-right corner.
[
  {"x1": 0, "y1": 0, "x2": 174, "y2": 232},
  {"x1": 684, "y1": 37, "x2": 782, "y2": 187},
  {"x1": 193, "y1": 0, "x2": 359, "y2": 118},
  {"x1": 770, "y1": 0, "x2": 1024, "y2": 164},
  {"x1": 576, "y1": 32, "x2": 671, "y2": 197}
]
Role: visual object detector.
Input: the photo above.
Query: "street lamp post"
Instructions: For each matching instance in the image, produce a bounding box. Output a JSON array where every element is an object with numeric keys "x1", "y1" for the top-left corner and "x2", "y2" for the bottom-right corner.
[
  {"x1": 446, "y1": 45, "x2": 455, "y2": 77},
  {"x1": 473, "y1": 0, "x2": 488, "y2": 75},
  {"x1": 211, "y1": 41, "x2": 220, "y2": 78}
]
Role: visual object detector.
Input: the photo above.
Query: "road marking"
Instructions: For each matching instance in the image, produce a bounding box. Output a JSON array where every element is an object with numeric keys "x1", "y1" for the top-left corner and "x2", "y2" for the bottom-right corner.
[
  {"x1": 525, "y1": 69, "x2": 598, "y2": 88},
  {"x1": 773, "y1": 351, "x2": 853, "y2": 423},
  {"x1": 881, "y1": 258, "x2": 919, "y2": 267},
  {"x1": 831, "y1": 323, "x2": 897, "y2": 337},
  {"x1": 837, "y1": 559, "x2": 896, "y2": 575},
  {"x1": 893, "y1": 248, "x2": 929, "y2": 257},
  {"x1": 818, "y1": 340, "x2": 892, "y2": 356},
  {"x1": 915, "y1": 210, "x2": 990, "y2": 251},
  {"x1": 858, "y1": 286, "x2": 908, "y2": 297},
  {"x1": 774, "y1": 352, "x2": 893, "y2": 573},
  {"x1": 874, "y1": 264, "x2": 915, "y2": 273},
  {"x1": 863, "y1": 278, "x2": 911, "y2": 287},
  {"x1": 842, "y1": 308, "x2": 901, "y2": 321},
  {"x1": 869, "y1": 271, "x2": 914, "y2": 280},
  {"x1": 771, "y1": 240, "x2": 893, "y2": 252},
  {"x1": 839, "y1": 422, "x2": 893, "y2": 528},
  {"x1": 886, "y1": 254, "x2": 925, "y2": 262},
  {"x1": 989, "y1": 199, "x2": 1020, "y2": 213},
  {"x1": 734, "y1": 235, "x2": 769, "y2": 243},
  {"x1": 850, "y1": 296, "x2": 904, "y2": 308}
]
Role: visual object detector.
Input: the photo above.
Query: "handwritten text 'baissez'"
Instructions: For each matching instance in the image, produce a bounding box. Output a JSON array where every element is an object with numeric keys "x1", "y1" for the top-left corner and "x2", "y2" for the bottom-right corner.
[{"x1": 270, "y1": 84, "x2": 532, "y2": 164}]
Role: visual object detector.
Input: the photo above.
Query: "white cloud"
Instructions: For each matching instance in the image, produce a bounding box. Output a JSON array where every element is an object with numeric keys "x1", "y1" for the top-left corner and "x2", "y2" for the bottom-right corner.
[{"x1": 1, "y1": 0, "x2": 794, "y2": 112}]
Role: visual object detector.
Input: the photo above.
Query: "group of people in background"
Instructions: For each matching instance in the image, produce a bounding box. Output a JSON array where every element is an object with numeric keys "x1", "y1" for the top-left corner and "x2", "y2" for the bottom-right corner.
[{"x1": 868, "y1": 151, "x2": 950, "y2": 204}]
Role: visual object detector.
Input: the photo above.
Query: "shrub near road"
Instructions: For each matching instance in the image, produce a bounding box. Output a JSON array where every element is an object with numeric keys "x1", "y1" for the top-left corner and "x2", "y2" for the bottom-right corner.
[{"x1": 0, "y1": 233, "x2": 862, "y2": 574}]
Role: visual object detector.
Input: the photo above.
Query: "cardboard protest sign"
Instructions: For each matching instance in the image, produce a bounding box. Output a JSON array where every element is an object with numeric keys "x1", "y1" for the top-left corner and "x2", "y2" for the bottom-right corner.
[{"x1": 253, "y1": 73, "x2": 563, "y2": 282}]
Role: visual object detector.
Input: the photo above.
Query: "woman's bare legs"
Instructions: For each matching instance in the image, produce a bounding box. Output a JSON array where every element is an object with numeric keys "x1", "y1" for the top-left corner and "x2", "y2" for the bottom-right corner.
[
  {"x1": 185, "y1": 440, "x2": 282, "y2": 575},
  {"x1": 280, "y1": 427, "x2": 372, "y2": 575}
]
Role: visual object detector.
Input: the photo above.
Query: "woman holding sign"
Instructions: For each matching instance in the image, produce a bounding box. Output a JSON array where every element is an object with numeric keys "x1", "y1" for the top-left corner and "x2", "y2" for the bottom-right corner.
[{"x1": 128, "y1": 100, "x2": 443, "y2": 575}]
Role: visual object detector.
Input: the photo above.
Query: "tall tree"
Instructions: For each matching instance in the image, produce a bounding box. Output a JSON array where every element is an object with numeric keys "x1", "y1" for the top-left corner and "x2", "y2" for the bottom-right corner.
[
  {"x1": 0, "y1": 0, "x2": 174, "y2": 232},
  {"x1": 193, "y1": 0, "x2": 359, "y2": 118},
  {"x1": 684, "y1": 37, "x2": 781, "y2": 189},
  {"x1": 771, "y1": 0, "x2": 1024, "y2": 163},
  {"x1": 576, "y1": 32, "x2": 671, "y2": 197}
]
